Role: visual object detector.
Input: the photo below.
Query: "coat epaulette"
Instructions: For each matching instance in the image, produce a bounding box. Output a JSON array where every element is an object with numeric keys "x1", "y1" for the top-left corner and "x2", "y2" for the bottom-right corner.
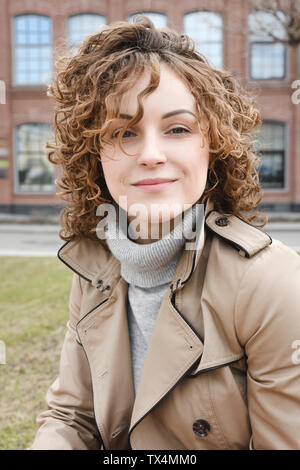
[{"x1": 205, "y1": 211, "x2": 272, "y2": 258}]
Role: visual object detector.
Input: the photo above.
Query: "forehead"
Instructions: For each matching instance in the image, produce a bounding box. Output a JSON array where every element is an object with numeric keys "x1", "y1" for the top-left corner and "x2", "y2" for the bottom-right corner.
[{"x1": 119, "y1": 63, "x2": 196, "y2": 112}]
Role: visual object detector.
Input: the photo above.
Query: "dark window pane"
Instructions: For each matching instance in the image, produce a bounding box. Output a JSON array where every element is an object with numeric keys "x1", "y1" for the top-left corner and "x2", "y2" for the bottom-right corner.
[
  {"x1": 259, "y1": 153, "x2": 284, "y2": 188},
  {"x1": 255, "y1": 122, "x2": 286, "y2": 189}
]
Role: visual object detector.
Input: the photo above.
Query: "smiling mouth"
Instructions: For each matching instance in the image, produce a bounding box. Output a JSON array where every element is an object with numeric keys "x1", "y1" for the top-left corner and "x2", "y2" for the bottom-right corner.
[
  {"x1": 132, "y1": 178, "x2": 177, "y2": 186},
  {"x1": 132, "y1": 180, "x2": 177, "y2": 192}
]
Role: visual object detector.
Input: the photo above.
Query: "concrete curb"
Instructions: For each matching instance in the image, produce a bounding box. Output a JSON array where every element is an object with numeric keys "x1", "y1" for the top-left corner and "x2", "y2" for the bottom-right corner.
[
  {"x1": 0, "y1": 250, "x2": 57, "y2": 257},
  {"x1": 0, "y1": 214, "x2": 60, "y2": 225},
  {"x1": 0, "y1": 224, "x2": 60, "y2": 233}
]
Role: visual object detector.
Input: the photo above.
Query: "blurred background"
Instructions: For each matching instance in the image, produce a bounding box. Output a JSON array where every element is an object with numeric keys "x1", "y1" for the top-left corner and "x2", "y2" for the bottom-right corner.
[
  {"x1": 0, "y1": 0, "x2": 300, "y2": 219},
  {"x1": 0, "y1": 0, "x2": 300, "y2": 254},
  {"x1": 0, "y1": 0, "x2": 299, "y2": 450}
]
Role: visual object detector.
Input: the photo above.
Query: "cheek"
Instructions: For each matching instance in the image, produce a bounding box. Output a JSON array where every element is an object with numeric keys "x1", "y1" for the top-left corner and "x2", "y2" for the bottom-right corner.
[
  {"x1": 183, "y1": 151, "x2": 210, "y2": 199},
  {"x1": 101, "y1": 158, "x2": 123, "y2": 188},
  {"x1": 185, "y1": 149, "x2": 210, "y2": 179}
]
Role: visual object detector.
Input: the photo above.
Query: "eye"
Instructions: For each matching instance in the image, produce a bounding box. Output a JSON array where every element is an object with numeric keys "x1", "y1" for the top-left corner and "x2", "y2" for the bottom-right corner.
[
  {"x1": 169, "y1": 126, "x2": 190, "y2": 135},
  {"x1": 112, "y1": 126, "x2": 190, "y2": 139},
  {"x1": 112, "y1": 129, "x2": 135, "y2": 139}
]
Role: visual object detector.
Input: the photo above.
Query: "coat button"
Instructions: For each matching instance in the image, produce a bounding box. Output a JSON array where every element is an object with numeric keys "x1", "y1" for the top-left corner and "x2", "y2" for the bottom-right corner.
[
  {"x1": 215, "y1": 216, "x2": 229, "y2": 227},
  {"x1": 193, "y1": 419, "x2": 210, "y2": 437}
]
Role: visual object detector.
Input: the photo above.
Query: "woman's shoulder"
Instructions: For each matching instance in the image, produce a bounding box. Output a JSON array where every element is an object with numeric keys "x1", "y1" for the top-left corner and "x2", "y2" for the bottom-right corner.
[
  {"x1": 205, "y1": 209, "x2": 299, "y2": 268},
  {"x1": 227, "y1": 234, "x2": 300, "y2": 346},
  {"x1": 235, "y1": 236, "x2": 300, "y2": 294},
  {"x1": 205, "y1": 211, "x2": 300, "y2": 330},
  {"x1": 57, "y1": 235, "x2": 113, "y2": 283}
]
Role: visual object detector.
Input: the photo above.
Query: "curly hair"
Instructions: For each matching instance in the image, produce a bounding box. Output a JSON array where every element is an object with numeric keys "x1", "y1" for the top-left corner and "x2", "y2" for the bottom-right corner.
[{"x1": 46, "y1": 14, "x2": 267, "y2": 242}]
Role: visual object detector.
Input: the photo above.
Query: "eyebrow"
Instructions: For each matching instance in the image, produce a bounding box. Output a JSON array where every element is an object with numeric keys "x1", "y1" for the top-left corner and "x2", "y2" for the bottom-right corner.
[{"x1": 118, "y1": 109, "x2": 197, "y2": 120}]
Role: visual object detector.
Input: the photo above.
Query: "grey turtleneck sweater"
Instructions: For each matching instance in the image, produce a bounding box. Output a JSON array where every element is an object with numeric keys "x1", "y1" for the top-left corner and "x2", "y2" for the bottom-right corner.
[{"x1": 105, "y1": 204, "x2": 203, "y2": 394}]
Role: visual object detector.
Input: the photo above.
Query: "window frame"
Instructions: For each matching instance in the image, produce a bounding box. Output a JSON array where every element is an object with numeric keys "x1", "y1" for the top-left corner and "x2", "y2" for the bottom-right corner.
[
  {"x1": 67, "y1": 12, "x2": 106, "y2": 49},
  {"x1": 12, "y1": 13, "x2": 53, "y2": 87},
  {"x1": 256, "y1": 120, "x2": 289, "y2": 192},
  {"x1": 247, "y1": 12, "x2": 288, "y2": 81},
  {"x1": 13, "y1": 122, "x2": 55, "y2": 195},
  {"x1": 182, "y1": 10, "x2": 224, "y2": 70},
  {"x1": 248, "y1": 40, "x2": 287, "y2": 81}
]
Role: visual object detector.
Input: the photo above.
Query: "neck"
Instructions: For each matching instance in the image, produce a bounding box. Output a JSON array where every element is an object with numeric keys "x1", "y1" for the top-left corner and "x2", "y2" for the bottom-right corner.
[
  {"x1": 105, "y1": 203, "x2": 200, "y2": 288},
  {"x1": 127, "y1": 212, "x2": 184, "y2": 244}
]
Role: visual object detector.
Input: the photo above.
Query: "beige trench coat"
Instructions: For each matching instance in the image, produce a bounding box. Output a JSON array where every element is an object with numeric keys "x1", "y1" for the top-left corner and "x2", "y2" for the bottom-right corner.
[{"x1": 30, "y1": 199, "x2": 300, "y2": 450}]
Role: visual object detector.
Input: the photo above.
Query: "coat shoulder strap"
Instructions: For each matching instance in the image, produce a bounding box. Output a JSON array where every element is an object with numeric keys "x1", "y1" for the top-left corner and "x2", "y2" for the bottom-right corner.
[{"x1": 205, "y1": 210, "x2": 272, "y2": 258}]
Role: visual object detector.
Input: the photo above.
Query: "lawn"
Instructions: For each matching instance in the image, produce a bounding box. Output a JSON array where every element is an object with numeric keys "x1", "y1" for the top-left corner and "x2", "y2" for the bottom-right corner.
[{"x1": 0, "y1": 256, "x2": 73, "y2": 450}]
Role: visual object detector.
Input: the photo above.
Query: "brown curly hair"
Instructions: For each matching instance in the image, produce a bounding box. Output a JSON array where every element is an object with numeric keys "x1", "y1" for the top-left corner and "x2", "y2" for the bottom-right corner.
[{"x1": 47, "y1": 14, "x2": 267, "y2": 242}]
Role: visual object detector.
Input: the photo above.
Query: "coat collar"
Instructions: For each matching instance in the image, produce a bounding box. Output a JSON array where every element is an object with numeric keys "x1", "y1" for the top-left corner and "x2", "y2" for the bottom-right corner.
[
  {"x1": 57, "y1": 198, "x2": 214, "y2": 294},
  {"x1": 57, "y1": 198, "x2": 272, "y2": 297}
]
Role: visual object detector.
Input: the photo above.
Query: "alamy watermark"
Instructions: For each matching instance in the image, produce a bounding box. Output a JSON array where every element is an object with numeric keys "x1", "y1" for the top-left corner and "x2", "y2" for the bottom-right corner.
[
  {"x1": 0, "y1": 340, "x2": 6, "y2": 365},
  {"x1": 96, "y1": 197, "x2": 204, "y2": 250},
  {"x1": 291, "y1": 80, "x2": 300, "y2": 105},
  {"x1": 291, "y1": 340, "x2": 300, "y2": 365},
  {"x1": 0, "y1": 80, "x2": 6, "y2": 104}
]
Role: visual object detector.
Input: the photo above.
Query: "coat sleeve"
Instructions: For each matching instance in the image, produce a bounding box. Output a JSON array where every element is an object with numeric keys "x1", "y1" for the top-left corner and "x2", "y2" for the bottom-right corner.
[
  {"x1": 235, "y1": 240, "x2": 300, "y2": 450},
  {"x1": 29, "y1": 273, "x2": 102, "y2": 450}
]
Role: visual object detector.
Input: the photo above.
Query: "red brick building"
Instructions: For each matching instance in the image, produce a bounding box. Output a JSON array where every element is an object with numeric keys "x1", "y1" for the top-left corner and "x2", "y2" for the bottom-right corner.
[{"x1": 0, "y1": 0, "x2": 299, "y2": 214}]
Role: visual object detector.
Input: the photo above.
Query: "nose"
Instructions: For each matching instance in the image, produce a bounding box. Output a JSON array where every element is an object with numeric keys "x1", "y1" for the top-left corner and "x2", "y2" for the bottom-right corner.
[{"x1": 135, "y1": 135, "x2": 167, "y2": 167}]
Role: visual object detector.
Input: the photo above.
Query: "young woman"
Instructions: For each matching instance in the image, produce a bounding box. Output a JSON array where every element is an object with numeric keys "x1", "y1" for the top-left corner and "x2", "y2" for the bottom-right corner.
[{"x1": 30, "y1": 16, "x2": 300, "y2": 450}]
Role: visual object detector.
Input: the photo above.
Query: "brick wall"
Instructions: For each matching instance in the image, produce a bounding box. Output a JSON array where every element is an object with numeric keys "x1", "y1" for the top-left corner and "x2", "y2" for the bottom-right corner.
[{"x1": 0, "y1": 0, "x2": 299, "y2": 213}]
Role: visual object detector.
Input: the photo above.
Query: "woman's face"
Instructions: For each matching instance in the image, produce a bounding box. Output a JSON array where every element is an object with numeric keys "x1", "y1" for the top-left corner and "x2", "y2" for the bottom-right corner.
[{"x1": 100, "y1": 63, "x2": 210, "y2": 235}]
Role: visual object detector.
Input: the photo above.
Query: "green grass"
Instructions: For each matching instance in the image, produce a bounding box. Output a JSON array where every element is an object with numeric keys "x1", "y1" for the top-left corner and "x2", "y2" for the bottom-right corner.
[{"x1": 0, "y1": 256, "x2": 73, "y2": 450}]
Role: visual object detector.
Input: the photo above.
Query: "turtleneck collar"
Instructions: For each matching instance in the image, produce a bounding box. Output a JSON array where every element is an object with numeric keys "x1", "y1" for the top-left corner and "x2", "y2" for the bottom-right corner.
[{"x1": 105, "y1": 203, "x2": 204, "y2": 288}]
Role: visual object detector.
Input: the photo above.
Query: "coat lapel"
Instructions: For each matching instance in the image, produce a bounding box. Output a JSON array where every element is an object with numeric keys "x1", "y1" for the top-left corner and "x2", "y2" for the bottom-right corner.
[
  {"x1": 76, "y1": 278, "x2": 135, "y2": 450},
  {"x1": 129, "y1": 284, "x2": 204, "y2": 436},
  {"x1": 128, "y1": 199, "x2": 221, "y2": 441}
]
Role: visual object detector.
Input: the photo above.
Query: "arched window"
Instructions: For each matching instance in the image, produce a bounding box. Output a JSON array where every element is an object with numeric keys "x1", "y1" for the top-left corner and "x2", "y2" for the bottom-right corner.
[
  {"x1": 13, "y1": 14, "x2": 52, "y2": 85},
  {"x1": 255, "y1": 121, "x2": 287, "y2": 189},
  {"x1": 15, "y1": 123, "x2": 54, "y2": 193},
  {"x1": 183, "y1": 12, "x2": 223, "y2": 69},
  {"x1": 248, "y1": 11, "x2": 287, "y2": 79},
  {"x1": 127, "y1": 12, "x2": 167, "y2": 28},
  {"x1": 68, "y1": 13, "x2": 106, "y2": 48}
]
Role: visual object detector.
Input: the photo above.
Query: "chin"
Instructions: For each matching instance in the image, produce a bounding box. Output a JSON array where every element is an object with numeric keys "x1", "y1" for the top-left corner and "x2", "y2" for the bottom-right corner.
[{"x1": 128, "y1": 200, "x2": 185, "y2": 223}]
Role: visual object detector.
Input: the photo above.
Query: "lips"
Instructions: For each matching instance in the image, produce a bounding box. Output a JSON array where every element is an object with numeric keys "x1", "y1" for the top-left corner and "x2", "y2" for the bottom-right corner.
[{"x1": 132, "y1": 178, "x2": 177, "y2": 186}]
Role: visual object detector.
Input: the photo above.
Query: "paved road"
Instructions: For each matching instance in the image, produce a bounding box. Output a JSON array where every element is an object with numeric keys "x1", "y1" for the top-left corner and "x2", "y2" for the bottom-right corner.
[
  {"x1": 0, "y1": 224, "x2": 62, "y2": 256},
  {"x1": 0, "y1": 222, "x2": 299, "y2": 256}
]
